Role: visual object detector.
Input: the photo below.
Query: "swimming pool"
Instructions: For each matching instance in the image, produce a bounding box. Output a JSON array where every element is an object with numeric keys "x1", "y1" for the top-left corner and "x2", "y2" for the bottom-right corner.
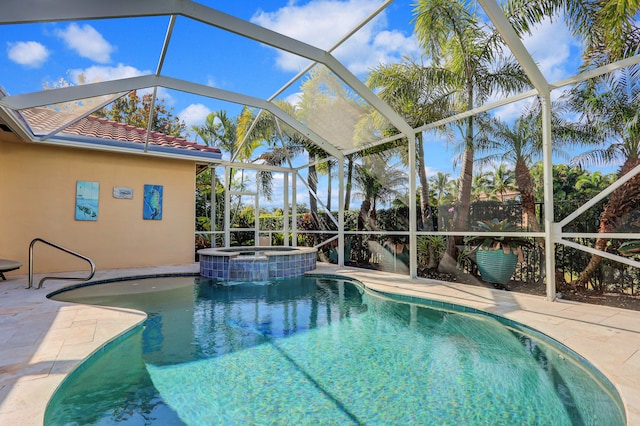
[{"x1": 46, "y1": 275, "x2": 625, "y2": 425}]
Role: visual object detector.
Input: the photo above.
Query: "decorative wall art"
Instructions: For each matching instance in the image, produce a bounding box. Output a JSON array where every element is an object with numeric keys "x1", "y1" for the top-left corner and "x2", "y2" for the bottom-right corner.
[
  {"x1": 143, "y1": 184, "x2": 163, "y2": 220},
  {"x1": 75, "y1": 180, "x2": 99, "y2": 221},
  {"x1": 113, "y1": 186, "x2": 133, "y2": 199}
]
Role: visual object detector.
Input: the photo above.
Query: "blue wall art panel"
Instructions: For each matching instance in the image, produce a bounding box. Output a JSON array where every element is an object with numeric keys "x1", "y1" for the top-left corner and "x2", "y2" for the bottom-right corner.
[
  {"x1": 143, "y1": 184, "x2": 163, "y2": 220},
  {"x1": 75, "y1": 181, "x2": 99, "y2": 221}
]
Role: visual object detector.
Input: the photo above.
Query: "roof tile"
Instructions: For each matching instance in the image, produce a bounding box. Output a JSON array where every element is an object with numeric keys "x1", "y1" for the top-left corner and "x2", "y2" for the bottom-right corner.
[{"x1": 18, "y1": 108, "x2": 221, "y2": 156}]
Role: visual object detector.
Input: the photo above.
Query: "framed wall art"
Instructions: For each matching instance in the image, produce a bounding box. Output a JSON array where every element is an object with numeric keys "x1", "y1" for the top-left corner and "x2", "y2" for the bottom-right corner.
[
  {"x1": 113, "y1": 186, "x2": 133, "y2": 199},
  {"x1": 75, "y1": 181, "x2": 99, "y2": 221},
  {"x1": 143, "y1": 184, "x2": 163, "y2": 220}
]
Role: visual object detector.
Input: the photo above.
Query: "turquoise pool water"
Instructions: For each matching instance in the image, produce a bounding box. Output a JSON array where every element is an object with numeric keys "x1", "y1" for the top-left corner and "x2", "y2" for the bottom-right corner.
[{"x1": 46, "y1": 276, "x2": 625, "y2": 425}]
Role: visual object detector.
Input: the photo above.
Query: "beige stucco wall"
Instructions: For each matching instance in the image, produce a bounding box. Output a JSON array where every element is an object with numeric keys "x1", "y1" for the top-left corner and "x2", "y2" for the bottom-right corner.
[{"x1": 0, "y1": 135, "x2": 197, "y2": 274}]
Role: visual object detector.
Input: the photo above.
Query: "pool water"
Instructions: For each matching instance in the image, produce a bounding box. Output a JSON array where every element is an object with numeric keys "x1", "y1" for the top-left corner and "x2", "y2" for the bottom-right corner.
[{"x1": 46, "y1": 276, "x2": 625, "y2": 425}]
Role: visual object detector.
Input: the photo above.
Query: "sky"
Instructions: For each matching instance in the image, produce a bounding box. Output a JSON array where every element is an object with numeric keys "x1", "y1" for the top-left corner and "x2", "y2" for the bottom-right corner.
[{"x1": 0, "y1": 0, "x2": 591, "y2": 209}]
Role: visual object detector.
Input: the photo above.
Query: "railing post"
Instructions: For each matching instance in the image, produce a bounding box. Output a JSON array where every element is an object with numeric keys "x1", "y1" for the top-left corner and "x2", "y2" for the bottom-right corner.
[
  {"x1": 27, "y1": 239, "x2": 35, "y2": 289},
  {"x1": 28, "y1": 238, "x2": 95, "y2": 289}
]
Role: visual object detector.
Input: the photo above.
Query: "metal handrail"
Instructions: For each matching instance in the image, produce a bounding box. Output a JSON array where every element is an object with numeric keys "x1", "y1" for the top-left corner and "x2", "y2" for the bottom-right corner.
[{"x1": 28, "y1": 238, "x2": 95, "y2": 289}]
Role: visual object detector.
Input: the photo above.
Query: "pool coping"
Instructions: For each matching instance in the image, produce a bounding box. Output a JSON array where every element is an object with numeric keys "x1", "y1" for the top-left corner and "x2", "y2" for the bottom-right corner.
[{"x1": 0, "y1": 262, "x2": 639, "y2": 424}]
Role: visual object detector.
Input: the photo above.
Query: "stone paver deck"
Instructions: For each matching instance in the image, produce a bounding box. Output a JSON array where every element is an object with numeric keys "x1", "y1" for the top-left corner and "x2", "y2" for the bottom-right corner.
[{"x1": 1, "y1": 263, "x2": 638, "y2": 425}]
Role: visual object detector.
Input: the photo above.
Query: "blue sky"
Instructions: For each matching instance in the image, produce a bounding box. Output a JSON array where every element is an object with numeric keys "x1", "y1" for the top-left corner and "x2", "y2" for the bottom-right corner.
[{"x1": 0, "y1": 0, "x2": 592, "y2": 208}]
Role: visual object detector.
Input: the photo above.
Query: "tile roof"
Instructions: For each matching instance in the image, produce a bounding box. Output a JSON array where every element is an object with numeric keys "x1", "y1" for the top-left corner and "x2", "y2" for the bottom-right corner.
[{"x1": 17, "y1": 107, "x2": 222, "y2": 158}]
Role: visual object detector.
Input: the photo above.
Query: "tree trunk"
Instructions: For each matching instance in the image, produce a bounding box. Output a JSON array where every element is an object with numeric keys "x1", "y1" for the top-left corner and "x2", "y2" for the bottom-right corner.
[
  {"x1": 357, "y1": 199, "x2": 371, "y2": 231},
  {"x1": 514, "y1": 160, "x2": 540, "y2": 232},
  {"x1": 575, "y1": 157, "x2": 640, "y2": 288},
  {"x1": 417, "y1": 133, "x2": 433, "y2": 232},
  {"x1": 369, "y1": 199, "x2": 377, "y2": 231},
  {"x1": 345, "y1": 157, "x2": 353, "y2": 211},
  {"x1": 514, "y1": 161, "x2": 546, "y2": 275},
  {"x1": 356, "y1": 198, "x2": 371, "y2": 264},
  {"x1": 327, "y1": 166, "x2": 332, "y2": 212},
  {"x1": 439, "y1": 99, "x2": 474, "y2": 274},
  {"x1": 308, "y1": 154, "x2": 319, "y2": 231},
  {"x1": 416, "y1": 133, "x2": 437, "y2": 267}
]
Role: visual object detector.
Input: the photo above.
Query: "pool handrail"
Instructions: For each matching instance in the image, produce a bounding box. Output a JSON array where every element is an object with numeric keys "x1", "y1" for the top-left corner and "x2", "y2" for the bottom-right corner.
[{"x1": 28, "y1": 238, "x2": 96, "y2": 289}]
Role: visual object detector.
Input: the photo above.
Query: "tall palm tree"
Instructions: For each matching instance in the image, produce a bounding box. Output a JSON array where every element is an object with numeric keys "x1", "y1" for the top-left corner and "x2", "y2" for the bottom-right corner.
[
  {"x1": 569, "y1": 65, "x2": 640, "y2": 286},
  {"x1": 478, "y1": 98, "x2": 594, "y2": 232},
  {"x1": 478, "y1": 110, "x2": 542, "y2": 230},
  {"x1": 344, "y1": 154, "x2": 355, "y2": 211},
  {"x1": 316, "y1": 158, "x2": 337, "y2": 211},
  {"x1": 413, "y1": 0, "x2": 530, "y2": 272},
  {"x1": 239, "y1": 95, "x2": 335, "y2": 233},
  {"x1": 367, "y1": 57, "x2": 456, "y2": 231},
  {"x1": 192, "y1": 109, "x2": 252, "y2": 234}
]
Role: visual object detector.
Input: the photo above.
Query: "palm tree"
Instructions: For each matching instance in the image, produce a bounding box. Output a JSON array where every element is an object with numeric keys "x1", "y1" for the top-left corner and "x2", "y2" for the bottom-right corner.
[
  {"x1": 344, "y1": 154, "x2": 355, "y2": 211},
  {"x1": 575, "y1": 170, "x2": 616, "y2": 199},
  {"x1": 242, "y1": 104, "x2": 307, "y2": 201},
  {"x1": 488, "y1": 163, "x2": 517, "y2": 202},
  {"x1": 509, "y1": 0, "x2": 640, "y2": 67},
  {"x1": 413, "y1": 0, "x2": 530, "y2": 272},
  {"x1": 316, "y1": 158, "x2": 337, "y2": 211},
  {"x1": 367, "y1": 57, "x2": 456, "y2": 231},
  {"x1": 568, "y1": 65, "x2": 640, "y2": 286},
  {"x1": 353, "y1": 155, "x2": 408, "y2": 231},
  {"x1": 296, "y1": 66, "x2": 366, "y2": 229},
  {"x1": 471, "y1": 172, "x2": 493, "y2": 202},
  {"x1": 478, "y1": 111, "x2": 542, "y2": 230},
  {"x1": 191, "y1": 110, "x2": 238, "y2": 154},
  {"x1": 478, "y1": 98, "x2": 594, "y2": 232},
  {"x1": 192, "y1": 109, "x2": 250, "y2": 237},
  {"x1": 431, "y1": 171, "x2": 453, "y2": 205}
]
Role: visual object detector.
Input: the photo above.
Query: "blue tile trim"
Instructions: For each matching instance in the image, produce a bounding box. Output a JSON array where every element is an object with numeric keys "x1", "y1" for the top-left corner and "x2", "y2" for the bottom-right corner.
[{"x1": 200, "y1": 250, "x2": 317, "y2": 280}]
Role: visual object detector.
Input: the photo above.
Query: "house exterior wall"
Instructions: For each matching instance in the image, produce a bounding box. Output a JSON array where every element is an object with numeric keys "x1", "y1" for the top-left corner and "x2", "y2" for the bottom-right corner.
[{"x1": 0, "y1": 135, "x2": 196, "y2": 274}]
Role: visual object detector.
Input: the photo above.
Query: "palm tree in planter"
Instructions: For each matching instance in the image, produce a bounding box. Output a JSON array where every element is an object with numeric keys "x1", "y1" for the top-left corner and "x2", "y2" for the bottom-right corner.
[{"x1": 464, "y1": 219, "x2": 532, "y2": 287}]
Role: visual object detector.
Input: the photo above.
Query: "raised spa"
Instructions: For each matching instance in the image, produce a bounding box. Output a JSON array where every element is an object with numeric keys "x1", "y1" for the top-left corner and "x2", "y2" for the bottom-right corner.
[{"x1": 198, "y1": 246, "x2": 317, "y2": 280}]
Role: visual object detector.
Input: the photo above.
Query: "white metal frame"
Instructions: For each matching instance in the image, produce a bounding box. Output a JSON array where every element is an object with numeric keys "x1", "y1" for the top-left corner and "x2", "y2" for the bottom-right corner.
[{"x1": 1, "y1": 0, "x2": 639, "y2": 301}]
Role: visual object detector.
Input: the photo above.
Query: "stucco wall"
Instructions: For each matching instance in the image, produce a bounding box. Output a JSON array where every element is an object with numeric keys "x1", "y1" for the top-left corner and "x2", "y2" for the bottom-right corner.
[{"x1": 0, "y1": 136, "x2": 197, "y2": 274}]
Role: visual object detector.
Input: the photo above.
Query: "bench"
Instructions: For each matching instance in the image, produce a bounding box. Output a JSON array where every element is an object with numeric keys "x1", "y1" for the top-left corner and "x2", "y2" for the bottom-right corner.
[{"x1": 0, "y1": 259, "x2": 22, "y2": 280}]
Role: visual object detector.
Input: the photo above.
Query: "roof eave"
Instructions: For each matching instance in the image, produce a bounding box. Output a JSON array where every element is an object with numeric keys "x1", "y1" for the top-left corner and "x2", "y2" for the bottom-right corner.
[{"x1": 37, "y1": 134, "x2": 223, "y2": 162}]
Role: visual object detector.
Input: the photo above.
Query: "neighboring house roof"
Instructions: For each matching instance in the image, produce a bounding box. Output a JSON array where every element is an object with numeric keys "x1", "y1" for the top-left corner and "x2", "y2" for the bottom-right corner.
[
  {"x1": 12, "y1": 107, "x2": 222, "y2": 160},
  {"x1": 477, "y1": 189, "x2": 521, "y2": 202}
]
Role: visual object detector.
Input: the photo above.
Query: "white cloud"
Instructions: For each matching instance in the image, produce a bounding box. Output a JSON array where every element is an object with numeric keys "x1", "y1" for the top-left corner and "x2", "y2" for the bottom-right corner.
[
  {"x1": 67, "y1": 64, "x2": 174, "y2": 106},
  {"x1": 179, "y1": 103, "x2": 212, "y2": 128},
  {"x1": 520, "y1": 17, "x2": 581, "y2": 82},
  {"x1": 55, "y1": 23, "x2": 114, "y2": 63},
  {"x1": 332, "y1": 25, "x2": 420, "y2": 75},
  {"x1": 491, "y1": 97, "x2": 532, "y2": 122},
  {"x1": 283, "y1": 91, "x2": 302, "y2": 106},
  {"x1": 7, "y1": 41, "x2": 49, "y2": 68},
  {"x1": 251, "y1": 0, "x2": 418, "y2": 74},
  {"x1": 423, "y1": 165, "x2": 440, "y2": 178},
  {"x1": 68, "y1": 63, "x2": 149, "y2": 84}
]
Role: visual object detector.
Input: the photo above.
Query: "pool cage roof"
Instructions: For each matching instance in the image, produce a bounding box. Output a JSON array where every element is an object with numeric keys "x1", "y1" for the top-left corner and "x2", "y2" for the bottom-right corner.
[{"x1": 2, "y1": 0, "x2": 640, "y2": 300}]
